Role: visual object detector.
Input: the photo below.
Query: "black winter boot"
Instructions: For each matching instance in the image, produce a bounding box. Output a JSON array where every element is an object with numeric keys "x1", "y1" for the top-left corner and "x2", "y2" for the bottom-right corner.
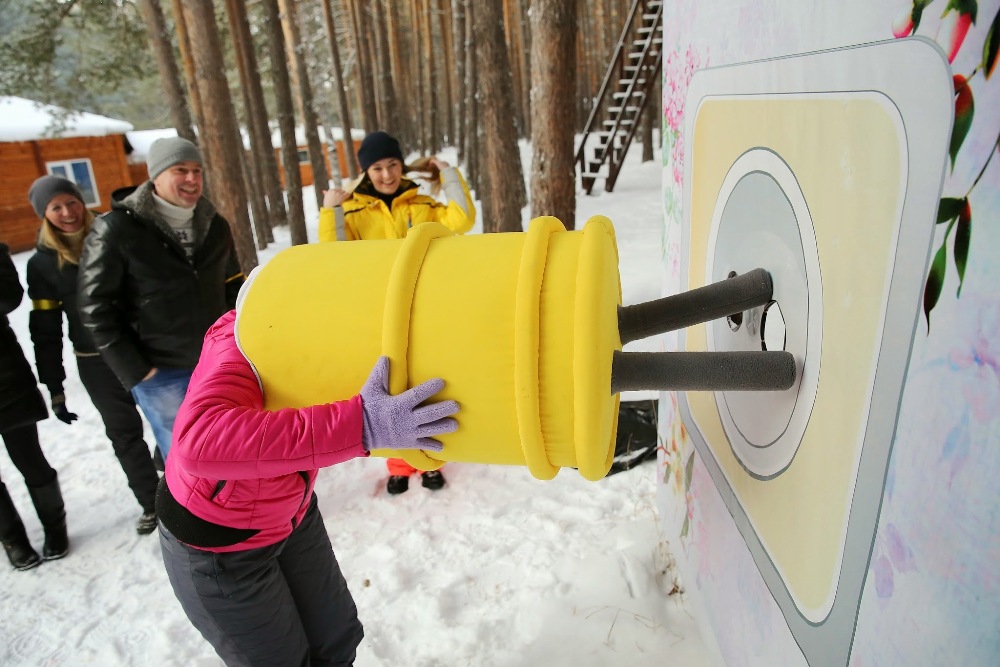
[
  {"x1": 421, "y1": 470, "x2": 446, "y2": 490},
  {"x1": 0, "y1": 482, "x2": 41, "y2": 571},
  {"x1": 386, "y1": 476, "x2": 410, "y2": 495},
  {"x1": 27, "y1": 475, "x2": 68, "y2": 560}
]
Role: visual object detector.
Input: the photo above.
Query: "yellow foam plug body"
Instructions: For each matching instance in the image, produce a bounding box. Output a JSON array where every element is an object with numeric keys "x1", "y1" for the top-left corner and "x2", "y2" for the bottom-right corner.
[{"x1": 236, "y1": 216, "x2": 622, "y2": 480}]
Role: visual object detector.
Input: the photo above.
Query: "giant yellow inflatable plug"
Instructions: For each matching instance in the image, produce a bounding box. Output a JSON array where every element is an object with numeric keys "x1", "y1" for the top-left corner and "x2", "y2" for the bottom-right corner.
[{"x1": 236, "y1": 216, "x2": 796, "y2": 480}]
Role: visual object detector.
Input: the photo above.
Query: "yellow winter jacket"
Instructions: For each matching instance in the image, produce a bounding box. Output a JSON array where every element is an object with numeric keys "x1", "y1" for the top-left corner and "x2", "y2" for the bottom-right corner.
[{"x1": 318, "y1": 167, "x2": 476, "y2": 241}]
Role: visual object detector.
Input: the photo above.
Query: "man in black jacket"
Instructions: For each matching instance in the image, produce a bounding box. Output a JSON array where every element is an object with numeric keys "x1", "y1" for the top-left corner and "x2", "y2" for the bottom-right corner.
[{"x1": 78, "y1": 137, "x2": 245, "y2": 463}]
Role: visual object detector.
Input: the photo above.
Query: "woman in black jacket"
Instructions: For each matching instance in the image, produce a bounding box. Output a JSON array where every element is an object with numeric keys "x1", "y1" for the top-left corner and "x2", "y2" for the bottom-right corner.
[
  {"x1": 26, "y1": 176, "x2": 159, "y2": 536},
  {"x1": 0, "y1": 240, "x2": 68, "y2": 571}
]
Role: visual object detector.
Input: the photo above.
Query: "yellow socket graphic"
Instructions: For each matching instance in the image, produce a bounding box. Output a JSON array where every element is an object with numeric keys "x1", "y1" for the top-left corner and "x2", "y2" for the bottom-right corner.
[
  {"x1": 677, "y1": 38, "x2": 953, "y2": 665},
  {"x1": 686, "y1": 92, "x2": 906, "y2": 621}
]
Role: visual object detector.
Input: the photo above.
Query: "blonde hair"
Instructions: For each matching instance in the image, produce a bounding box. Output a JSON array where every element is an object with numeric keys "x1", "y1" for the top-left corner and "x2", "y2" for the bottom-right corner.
[{"x1": 39, "y1": 208, "x2": 94, "y2": 268}]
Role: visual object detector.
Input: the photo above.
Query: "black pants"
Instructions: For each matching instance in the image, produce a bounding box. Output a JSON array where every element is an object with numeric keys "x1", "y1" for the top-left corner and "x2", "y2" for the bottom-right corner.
[
  {"x1": 160, "y1": 496, "x2": 364, "y2": 666},
  {"x1": 0, "y1": 423, "x2": 56, "y2": 487},
  {"x1": 77, "y1": 354, "x2": 158, "y2": 513}
]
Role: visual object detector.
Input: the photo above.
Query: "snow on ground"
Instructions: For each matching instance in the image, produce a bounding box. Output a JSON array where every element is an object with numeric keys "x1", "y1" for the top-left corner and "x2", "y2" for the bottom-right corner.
[{"x1": 0, "y1": 139, "x2": 712, "y2": 666}]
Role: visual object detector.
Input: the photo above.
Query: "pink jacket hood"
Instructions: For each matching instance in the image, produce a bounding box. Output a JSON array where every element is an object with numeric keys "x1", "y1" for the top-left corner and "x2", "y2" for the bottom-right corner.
[{"x1": 164, "y1": 310, "x2": 366, "y2": 551}]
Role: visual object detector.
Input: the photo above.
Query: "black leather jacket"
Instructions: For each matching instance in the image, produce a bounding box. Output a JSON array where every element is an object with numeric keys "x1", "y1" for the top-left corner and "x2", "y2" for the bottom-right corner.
[
  {"x1": 26, "y1": 240, "x2": 97, "y2": 396},
  {"x1": 0, "y1": 242, "x2": 49, "y2": 431},
  {"x1": 77, "y1": 183, "x2": 245, "y2": 390}
]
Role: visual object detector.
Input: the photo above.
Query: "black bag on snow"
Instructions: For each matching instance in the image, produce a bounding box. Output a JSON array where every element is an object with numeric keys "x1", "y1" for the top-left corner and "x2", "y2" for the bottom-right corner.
[{"x1": 606, "y1": 399, "x2": 658, "y2": 476}]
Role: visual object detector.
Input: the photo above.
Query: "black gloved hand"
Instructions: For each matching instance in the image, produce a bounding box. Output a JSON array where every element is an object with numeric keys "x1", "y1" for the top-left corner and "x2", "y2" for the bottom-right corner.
[{"x1": 51, "y1": 393, "x2": 78, "y2": 425}]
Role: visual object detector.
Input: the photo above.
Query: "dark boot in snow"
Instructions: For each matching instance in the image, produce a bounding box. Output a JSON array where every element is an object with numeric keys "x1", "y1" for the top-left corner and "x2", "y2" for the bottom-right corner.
[
  {"x1": 28, "y1": 475, "x2": 68, "y2": 560},
  {"x1": 421, "y1": 470, "x2": 446, "y2": 491},
  {"x1": 386, "y1": 476, "x2": 410, "y2": 495},
  {"x1": 1, "y1": 482, "x2": 41, "y2": 571}
]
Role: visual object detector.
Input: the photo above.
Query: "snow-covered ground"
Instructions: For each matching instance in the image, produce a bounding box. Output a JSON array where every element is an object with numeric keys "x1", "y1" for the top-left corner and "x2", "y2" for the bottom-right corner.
[{"x1": 1, "y1": 139, "x2": 713, "y2": 666}]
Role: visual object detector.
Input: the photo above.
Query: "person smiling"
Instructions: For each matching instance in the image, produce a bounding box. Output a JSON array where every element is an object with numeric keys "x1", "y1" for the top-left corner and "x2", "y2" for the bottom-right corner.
[
  {"x1": 77, "y1": 138, "x2": 245, "y2": 472},
  {"x1": 25, "y1": 175, "x2": 161, "y2": 536},
  {"x1": 317, "y1": 130, "x2": 476, "y2": 495},
  {"x1": 318, "y1": 130, "x2": 475, "y2": 242}
]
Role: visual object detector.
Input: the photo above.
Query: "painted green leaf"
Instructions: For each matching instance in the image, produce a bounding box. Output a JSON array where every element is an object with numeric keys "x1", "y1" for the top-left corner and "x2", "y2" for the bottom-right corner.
[
  {"x1": 945, "y1": 0, "x2": 979, "y2": 22},
  {"x1": 684, "y1": 451, "x2": 695, "y2": 488},
  {"x1": 681, "y1": 515, "x2": 689, "y2": 539},
  {"x1": 954, "y1": 203, "x2": 971, "y2": 296},
  {"x1": 984, "y1": 8, "x2": 1000, "y2": 78},
  {"x1": 912, "y1": 2, "x2": 928, "y2": 32},
  {"x1": 950, "y1": 76, "x2": 975, "y2": 170},
  {"x1": 924, "y1": 242, "x2": 948, "y2": 331},
  {"x1": 937, "y1": 197, "x2": 964, "y2": 223}
]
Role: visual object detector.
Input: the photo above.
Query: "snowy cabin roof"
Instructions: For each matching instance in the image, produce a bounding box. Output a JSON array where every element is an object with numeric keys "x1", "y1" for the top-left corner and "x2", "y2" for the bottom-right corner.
[
  {"x1": 0, "y1": 96, "x2": 134, "y2": 141},
  {"x1": 270, "y1": 125, "x2": 366, "y2": 148},
  {"x1": 125, "y1": 128, "x2": 179, "y2": 164},
  {"x1": 125, "y1": 128, "x2": 254, "y2": 164}
]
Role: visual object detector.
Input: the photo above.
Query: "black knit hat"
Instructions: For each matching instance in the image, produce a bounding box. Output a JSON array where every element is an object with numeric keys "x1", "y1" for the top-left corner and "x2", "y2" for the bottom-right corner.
[
  {"x1": 28, "y1": 175, "x2": 85, "y2": 219},
  {"x1": 357, "y1": 131, "x2": 404, "y2": 171}
]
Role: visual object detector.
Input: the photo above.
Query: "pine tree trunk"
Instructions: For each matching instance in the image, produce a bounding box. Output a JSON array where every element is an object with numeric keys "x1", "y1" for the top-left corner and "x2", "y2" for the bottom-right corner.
[
  {"x1": 504, "y1": 0, "x2": 531, "y2": 139},
  {"x1": 225, "y1": 0, "x2": 284, "y2": 236},
  {"x1": 384, "y1": 3, "x2": 411, "y2": 148},
  {"x1": 370, "y1": 1, "x2": 396, "y2": 137},
  {"x1": 136, "y1": 0, "x2": 195, "y2": 144},
  {"x1": 224, "y1": 0, "x2": 272, "y2": 247},
  {"x1": 321, "y1": 0, "x2": 359, "y2": 179},
  {"x1": 347, "y1": 0, "x2": 378, "y2": 132},
  {"x1": 278, "y1": 0, "x2": 329, "y2": 210},
  {"x1": 578, "y1": 2, "x2": 598, "y2": 131},
  {"x1": 530, "y1": 0, "x2": 577, "y2": 228},
  {"x1": 450, "y1": 0, "x2": 466, "y2": 159},
  {"x1": 501, "y1": 0, "x2": 520, "y2": 136},
  {"x1": 640, "y1": 104, "x2": 654, "y2": 163},
  {"x1": 436, "y1": 0, "x2": 454, "y2": 145},
  {"x1": 176, "y1": 0, "x2": 258, "y2": 272},
  {"x1": 474, "y1": 0, "x2": 524, "y2": 233},
  {"x1": 261, "y1": 0, "x2": 307, "y2": 245},
  {"x1": 420, "y1": 0, "x2": 436, "y2": 153},
  {"x1": 168, "y1": 0, "x2": 205, "y2": 151},
  {"x1": 463, "y1": 0, "x2": 478, "y2": 192}
]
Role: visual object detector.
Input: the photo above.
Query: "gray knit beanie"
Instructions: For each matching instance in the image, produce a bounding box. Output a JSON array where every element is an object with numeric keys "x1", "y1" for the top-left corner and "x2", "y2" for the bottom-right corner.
[
  {"x1": 147, "y1": 137, "x2": 203, "y2": 180},
  {"x1": 28, "y1": 175, "x2": 85, "y2": 218}
]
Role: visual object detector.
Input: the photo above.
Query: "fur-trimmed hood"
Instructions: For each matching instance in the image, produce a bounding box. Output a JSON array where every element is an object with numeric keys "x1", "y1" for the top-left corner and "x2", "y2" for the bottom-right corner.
[{"x1": 114, "y1": 181, "x2": 217, "y2": 252}]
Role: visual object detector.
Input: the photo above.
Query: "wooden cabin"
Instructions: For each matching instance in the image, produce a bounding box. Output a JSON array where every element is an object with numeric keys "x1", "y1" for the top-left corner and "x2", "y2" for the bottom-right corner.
[
  {"x1": 0, "y1": 96, "x2": 136, "y2": 253},
  {"x1": 272, "y1": 126, "x2": 365, "y2": 188}
]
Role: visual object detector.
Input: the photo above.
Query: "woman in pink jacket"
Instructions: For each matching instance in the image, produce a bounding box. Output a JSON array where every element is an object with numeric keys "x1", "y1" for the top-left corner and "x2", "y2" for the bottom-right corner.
[{"x1": 157, "y1": 309, "x2": 458, "y2": 666}]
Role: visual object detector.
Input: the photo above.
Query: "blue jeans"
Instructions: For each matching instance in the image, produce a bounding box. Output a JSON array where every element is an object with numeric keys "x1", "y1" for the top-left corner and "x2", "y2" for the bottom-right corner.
[{"x1": 131, "y1": 367, "x2": 192, "y2": 461}]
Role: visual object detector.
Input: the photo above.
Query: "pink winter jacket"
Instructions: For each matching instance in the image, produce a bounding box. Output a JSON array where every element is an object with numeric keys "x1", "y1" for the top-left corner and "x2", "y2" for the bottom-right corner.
[{"x1": 164, "y1": 310, "x2": 367, "y2": 552}]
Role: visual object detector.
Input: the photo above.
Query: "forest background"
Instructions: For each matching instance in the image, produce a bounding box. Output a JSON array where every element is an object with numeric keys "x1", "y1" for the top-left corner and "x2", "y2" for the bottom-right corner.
[{"x1": 0, "y1": 0, "x2": 662, "y2": 271}]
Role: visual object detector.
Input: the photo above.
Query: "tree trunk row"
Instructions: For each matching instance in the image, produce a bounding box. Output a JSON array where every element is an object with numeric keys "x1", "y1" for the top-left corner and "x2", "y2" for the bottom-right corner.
[{"x1": 143, "y1": 0, "x2": 640, "y2": 265}]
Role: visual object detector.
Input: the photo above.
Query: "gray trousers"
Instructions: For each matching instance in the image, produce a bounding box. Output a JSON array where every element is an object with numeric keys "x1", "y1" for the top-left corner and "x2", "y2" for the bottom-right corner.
[{"x1": 159, "y1": 496, "x2": 363, "y2": 666}]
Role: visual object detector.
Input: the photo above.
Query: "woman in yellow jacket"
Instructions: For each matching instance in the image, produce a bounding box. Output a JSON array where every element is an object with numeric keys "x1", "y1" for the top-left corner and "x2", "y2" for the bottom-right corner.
[
  {"x1": 318, "y1": 131, "x2": 475, "y2": 242},
  {"x1": 318, "y1": 130, "x2": 476, "y2": 495}
]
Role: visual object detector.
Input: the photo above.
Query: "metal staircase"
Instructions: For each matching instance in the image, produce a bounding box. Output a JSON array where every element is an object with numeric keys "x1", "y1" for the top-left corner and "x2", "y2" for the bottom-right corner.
[{"x1": 576, "y1": 0, "x2": 663, "y2": 194}]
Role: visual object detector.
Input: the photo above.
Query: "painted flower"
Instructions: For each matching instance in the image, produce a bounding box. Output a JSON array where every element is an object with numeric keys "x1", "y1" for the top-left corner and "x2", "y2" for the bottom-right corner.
[
  {"x1": 870, "y1": 522, "x2": 916, "y2": 604},
  {"x1": 663, "y1": 47, "x2": 705, "y2": 133},
  {"x1": 949, "y1": 303, "x2": 1000, "y2": 424},
  {"x1": 671, "y1": 132, "x2": 686, "y2": 186}
]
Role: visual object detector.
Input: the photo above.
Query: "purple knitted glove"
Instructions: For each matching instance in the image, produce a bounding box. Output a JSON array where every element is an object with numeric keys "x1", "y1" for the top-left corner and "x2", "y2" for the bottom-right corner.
[{"x1": 359, "y1": 356, "x2": 459, "y2": 452}]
